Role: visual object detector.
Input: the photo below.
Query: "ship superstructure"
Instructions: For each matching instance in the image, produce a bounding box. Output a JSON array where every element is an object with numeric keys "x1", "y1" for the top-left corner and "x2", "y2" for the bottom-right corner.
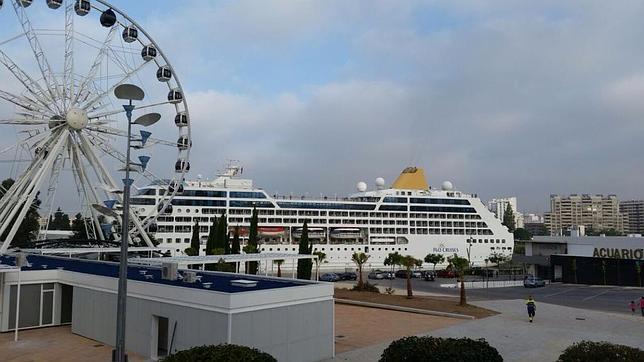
[{"x1": 131, "y1": 164, "x2": 514, "y2": 269}]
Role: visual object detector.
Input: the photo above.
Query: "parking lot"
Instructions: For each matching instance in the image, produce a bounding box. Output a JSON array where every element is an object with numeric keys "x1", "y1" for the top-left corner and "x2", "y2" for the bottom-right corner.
[{"x1": 363, "y1": 276, "x2": 644, "y2": 315}]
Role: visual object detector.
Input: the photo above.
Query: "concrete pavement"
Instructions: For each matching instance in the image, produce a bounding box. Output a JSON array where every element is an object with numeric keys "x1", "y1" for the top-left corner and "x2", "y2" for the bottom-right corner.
[{"x1": 329, "y1": 300, "x2": 644, "y2": 362}]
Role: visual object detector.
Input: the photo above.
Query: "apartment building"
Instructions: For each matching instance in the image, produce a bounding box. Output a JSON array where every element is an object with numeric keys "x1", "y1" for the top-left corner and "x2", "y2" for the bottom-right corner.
[
  {"x1": 620, "y1": 200, "x2": 644, "y2": 235},
  {"x1": 544, "y1": 194, "x2": 624, "y2": 236}
]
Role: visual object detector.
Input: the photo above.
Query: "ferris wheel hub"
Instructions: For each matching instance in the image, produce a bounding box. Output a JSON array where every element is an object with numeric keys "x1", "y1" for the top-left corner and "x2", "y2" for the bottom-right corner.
[{"x1": 66, "y1": 107, "x2": 89, "y2": 130}]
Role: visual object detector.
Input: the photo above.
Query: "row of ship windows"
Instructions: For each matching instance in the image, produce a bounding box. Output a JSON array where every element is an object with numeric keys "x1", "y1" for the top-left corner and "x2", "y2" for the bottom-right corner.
[
  {"x1": 157, "y1": 216, "x2": 488, "y2": 229},
  {"x1": 155, "y1": 208, "x2": 484, "y2": 221},
  {"x1": 156, "y1": 225, "x2": 495, "y2": 236},
  {"x1": 132, "y1": 197, "x2": 475, "y2": 212}
]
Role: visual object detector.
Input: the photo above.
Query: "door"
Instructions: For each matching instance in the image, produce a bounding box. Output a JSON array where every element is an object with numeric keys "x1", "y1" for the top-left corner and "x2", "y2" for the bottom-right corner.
[
  {"x1": 152, "y1": 316, "x2": 169, "y2": 359},
  {"x1": 554, "y1": 265, "x2": 562, "y2": 281}
]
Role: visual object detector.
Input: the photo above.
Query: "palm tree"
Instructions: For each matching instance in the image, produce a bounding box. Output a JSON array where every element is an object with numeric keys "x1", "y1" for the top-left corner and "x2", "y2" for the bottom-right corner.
[
  {"x1": 274, "y1": 259, "x2": 284, "y2": 277},
  {"x1": 384, "y1": 252, "x2": 402, "y2": 289},
  {"x1": 352, "y1": 252, "x2": 370, "y2": 289},
  {"x1": 448, "y1": 253, "x2": 470, "y2": 306},
  {"x1": 313, "y1": 251, "x2": 327, "y2": 280},
  {"x1": 424, "y1": 253, "x2": 445, "y2": 275},
  {"x1": 401, "y1": 255, "x2": 422, "y2": 298}
]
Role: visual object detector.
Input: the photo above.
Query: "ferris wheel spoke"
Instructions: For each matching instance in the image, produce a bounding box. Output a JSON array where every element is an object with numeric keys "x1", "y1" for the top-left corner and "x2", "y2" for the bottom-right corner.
[
  {"x1": 38, "y1": 138, "x2": 69, "y2": 239},
  {"x1": 0, "y1": 89, "x2": 51, "y2": 116},
  {"x1": 88, "y1": 101, "x2": 172, "y2": 119},
  {"x1": 11, "y1": 0, "x2": 64, "y2": 113},
  {"x1": 0, "y1": 128, "x2": 69, "y2": 252},
  {"x1": 68, "y1": 141, "x2": 106, "y2": 240},
  {"x1": 0, "y1": 50, "x2": 57, "y2": 112},
  {"x1": 76, "y1": 132, "x2": 153, "y2": 246},
  {"x1": 80, "y1": 60, "x2": 150, "y2": 112},
  {"x1": 0, "y1": 118, "x2": 49, "y2": 125},
  {"x1": 63, "y1": 1, "x2": 75, "y2": 110},
  {"x1": 72, "y1": 26, "x2": 117, "y2": 108},
  {"x1": 84, "y1": 131, "x2": 165, "y2": 190},
  {"x1": 86, "y1": 125, "x2": 178, "y2": 148}
]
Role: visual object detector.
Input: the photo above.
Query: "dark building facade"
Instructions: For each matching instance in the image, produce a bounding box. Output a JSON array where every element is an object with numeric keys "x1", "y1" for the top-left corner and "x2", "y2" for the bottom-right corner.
[
  {"x1": 550, "y1": 255, "x2": 642, "y2": 287},
  {"x1": 620, "y1": 200, "x2": 644, "y2": 235}
]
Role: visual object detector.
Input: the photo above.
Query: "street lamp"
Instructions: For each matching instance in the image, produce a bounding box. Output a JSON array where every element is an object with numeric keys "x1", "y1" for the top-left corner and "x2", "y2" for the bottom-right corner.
[{"x1": 112, "y1": 84, "x2": 160, "y2": 362}]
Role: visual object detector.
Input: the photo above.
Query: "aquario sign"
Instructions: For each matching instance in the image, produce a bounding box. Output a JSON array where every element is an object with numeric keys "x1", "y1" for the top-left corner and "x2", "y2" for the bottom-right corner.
[{"x1": 593, "y1": 247, "x2": 644, "y2": 260}]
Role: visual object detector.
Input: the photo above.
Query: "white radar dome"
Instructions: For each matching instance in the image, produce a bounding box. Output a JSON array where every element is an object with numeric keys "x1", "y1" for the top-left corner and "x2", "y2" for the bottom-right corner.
[
  {"x1": 441, "y1": 181, "x2": 453, "y2": 191},
  {"x1": 356, "y1": 181, "x2": 368, "y2": 192},
  {"x1": 375, "y1": 177, "x2": 385, "y2": 190}
]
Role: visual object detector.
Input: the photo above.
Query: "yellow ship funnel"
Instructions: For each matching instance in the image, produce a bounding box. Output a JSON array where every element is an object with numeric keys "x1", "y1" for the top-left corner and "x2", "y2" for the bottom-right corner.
[{"x1": 391, "y1": 167, "x2": 429, "y2": 190}]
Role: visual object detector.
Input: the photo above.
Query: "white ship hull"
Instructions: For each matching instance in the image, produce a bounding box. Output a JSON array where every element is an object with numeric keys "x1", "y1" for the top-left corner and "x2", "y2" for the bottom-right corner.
[{"x1": 132, "y1": 165, "x2": 514, "y2": 270}]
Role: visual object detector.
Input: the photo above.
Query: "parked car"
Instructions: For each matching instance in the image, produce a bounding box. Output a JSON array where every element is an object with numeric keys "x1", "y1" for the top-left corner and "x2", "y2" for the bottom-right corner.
[
  {"x1": 320, "y1": 273, "x2": 341, "y2": 282},
  {"x1": 395, "y1": 269, "x2": 409, "y2": 278},
  {"x1": 368, "y1": 270, "x2": 394, "y2": 280},
  {"x1": 338, "y1": 271, "x2": 357, "y2": 281},
  {"x1": 436, "y1": 269, "x2": 456, "y2": 278},
  {"x1": 524, "y1": 277, "x2": 546, "y2": 288},
  {"x1": 422, "y1": 271, "x2": 435, "y2": 281}
]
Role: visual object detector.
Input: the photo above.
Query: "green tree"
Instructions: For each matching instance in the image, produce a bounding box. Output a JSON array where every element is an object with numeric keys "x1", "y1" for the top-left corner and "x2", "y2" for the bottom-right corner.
[
  {"x1": 184, "y1": 221, "x2": 201, "y2": 257},
  {"x1": 384, "y1": 252, "x2": 402, "y2": 289},
  {"x1": 217, "y1": 214, "x2": 230, "y2": 255},
  {"x1": 71, "y1": 213, "x2": 89, "y2": 239},
  {"x1": 424, "y1": 253, "x2": 445, "y2": 274},
  {"x1": 352, "y1": 252, "x2": 370, "y2": 289},
  {"x1": 274, "y1": 259, "x2": 284, "y2": 277},
  {"x1": 49, "y1": 207, "x2": 71, "y2": 230},
  {"x1": 513, "y1": 227, "x2": 532, "y2": 241},
  {"x1": 401, "y1": 255, "x2": 422, "y2": 298},
  {"x1": 502, "y1": 205, "x2": 516, "y2": 232},
  {"x1": 448, "y1": 254, "x2": 470, "y2": 306},
  {"x1": 243, "y1": 208, "x2": 259, "y2": 274},
  {"x1": 205, "y1": 217, "x2": 218, "y2": 255},
  {"x1": 0, "y1": 178, "x2": 41, "y2": 247},
  {"x1": 313, "y1": 251, "x2": 327, "y2": 280},
  {"x1": 231, "y1": 226, "x2": 241, "y2": 254},
  {"x1": 296, "y1": 221, "x2": 313, "y2": 280},
  {"x1": 488, "y1": 252, "x2": 508, "y2": 266}
]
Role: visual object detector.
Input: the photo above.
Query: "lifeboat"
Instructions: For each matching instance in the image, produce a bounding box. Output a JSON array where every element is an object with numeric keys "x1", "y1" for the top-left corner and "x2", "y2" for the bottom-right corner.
[
  {"x1": 330, "y1": 228, "x2": 362, "y2": 239},
  {"x1": 258, "y1": 226, "x2": 286, "y2": 236},
  {"x1": 292, "y1": 227, "x2": 325, "y2": 239}
]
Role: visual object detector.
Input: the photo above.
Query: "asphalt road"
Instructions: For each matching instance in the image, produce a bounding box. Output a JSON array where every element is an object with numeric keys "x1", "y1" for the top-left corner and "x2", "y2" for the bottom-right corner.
[{"x1": 369, "y1": 277, "x2": 644, "y2": 316}]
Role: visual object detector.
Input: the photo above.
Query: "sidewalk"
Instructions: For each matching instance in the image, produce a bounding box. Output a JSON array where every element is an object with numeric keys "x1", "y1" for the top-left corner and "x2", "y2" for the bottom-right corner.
[{"x1": 328, "y1": 300, "x2": 644, "y2": 362}]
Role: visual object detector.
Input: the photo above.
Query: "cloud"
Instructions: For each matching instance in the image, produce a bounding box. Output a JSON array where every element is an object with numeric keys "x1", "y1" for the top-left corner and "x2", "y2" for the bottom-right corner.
[{"x1": 2, "y1": 1, "x2": 644, "y2": 215}]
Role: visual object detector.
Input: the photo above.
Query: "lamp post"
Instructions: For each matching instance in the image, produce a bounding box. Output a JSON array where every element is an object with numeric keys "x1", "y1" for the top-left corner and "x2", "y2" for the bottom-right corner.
[{"x1": 112, "y1": 84, "x2": 160, "y2": 362}]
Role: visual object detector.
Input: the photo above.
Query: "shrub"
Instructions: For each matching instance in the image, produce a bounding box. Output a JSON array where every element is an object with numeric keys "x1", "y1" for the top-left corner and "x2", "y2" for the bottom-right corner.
[
  {"x1": 163, "y1": 344, "x2": 277, "y2": 362},
  {"x1": 352, "y1": 281, "x2": 380, "y2": 293},
  {"x1": 558, "y1": 341, "x2": 644, "y2": 362},
  {"x1": 380, "y1": 336, "x2": 502, "y2": 362}
]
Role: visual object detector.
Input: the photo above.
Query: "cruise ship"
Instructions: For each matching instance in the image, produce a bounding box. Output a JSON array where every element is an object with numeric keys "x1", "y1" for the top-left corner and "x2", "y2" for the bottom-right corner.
[{"x1": 131, "y1": 164, "x2": 514, "y2": 269}]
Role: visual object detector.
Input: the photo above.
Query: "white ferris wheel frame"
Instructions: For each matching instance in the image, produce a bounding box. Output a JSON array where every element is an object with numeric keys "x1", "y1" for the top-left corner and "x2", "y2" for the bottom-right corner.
[{"x1": 0, "y1": 0, "x2": 192, "y2": 253}]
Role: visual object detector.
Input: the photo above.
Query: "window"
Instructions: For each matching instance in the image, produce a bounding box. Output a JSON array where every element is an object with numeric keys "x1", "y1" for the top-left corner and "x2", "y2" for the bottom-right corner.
[
  {"x1": 230, "y1": 191, "x2": 267, "y2": 199},
  {"x1": 229, "y1": 200, "x2": 274, "y2": 208},
  {"x1": 410, "y1": 206, "x2": 476, "y2": 213},
  {"x1": 379, "y1": 205, "x2": 407, "y2": 211},
  {"x1": 181, "y1": 190, "x2": 226, "y2": 197},
  {"x1": 382, "y1": 197, "x2": 407, "y2": 203},
  {"x1": 276, "y1": 202, "x2": 375, "y2": 210}
]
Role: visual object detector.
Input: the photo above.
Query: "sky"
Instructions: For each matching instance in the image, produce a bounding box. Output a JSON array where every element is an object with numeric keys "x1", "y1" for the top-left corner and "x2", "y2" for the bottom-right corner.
[{"x1": 2, "y1": 0, "x2": 644, "y2": 214}]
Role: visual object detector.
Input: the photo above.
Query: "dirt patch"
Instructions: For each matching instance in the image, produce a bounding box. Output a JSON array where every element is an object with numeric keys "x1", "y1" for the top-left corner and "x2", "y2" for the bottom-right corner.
[
  {"x1": 335, "y1": 304, "x2": 466, "y2": 353},
  {"x1": 335, "y1": 288, "x2": 497, "y2": 319}
]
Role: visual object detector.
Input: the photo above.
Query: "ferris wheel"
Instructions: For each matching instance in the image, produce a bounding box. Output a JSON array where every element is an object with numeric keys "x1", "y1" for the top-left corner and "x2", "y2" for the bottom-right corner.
[{"x1": 0, "y1": 0, "x2": 191, "y2": 252}]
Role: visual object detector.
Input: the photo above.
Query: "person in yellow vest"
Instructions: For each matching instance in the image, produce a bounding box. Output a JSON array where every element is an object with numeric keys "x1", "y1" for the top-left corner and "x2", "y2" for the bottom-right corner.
[{"x1": 526, "y1": 296, "x2": 536, "y2": 323}]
